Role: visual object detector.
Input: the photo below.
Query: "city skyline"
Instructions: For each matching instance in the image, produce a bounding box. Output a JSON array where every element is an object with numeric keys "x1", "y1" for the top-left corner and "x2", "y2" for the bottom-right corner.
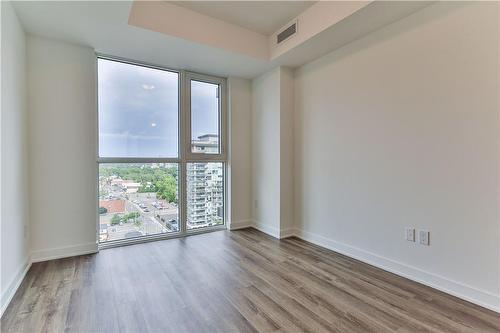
[{"x1": 98, "y1": 134, "x2": 224, "y2": 242}]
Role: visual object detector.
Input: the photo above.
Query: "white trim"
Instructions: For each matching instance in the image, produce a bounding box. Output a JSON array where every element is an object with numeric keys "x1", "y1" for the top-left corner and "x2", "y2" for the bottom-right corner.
[
  {"x1": 294, "y1": 228, "x2": 500, "y2": 314},
  {"x1": 31, "y1": 242, "x2": 98, "y2": 263},
  {"x1": 252, "y1": 220, "x2": 281, "y2": 238},
  {"x1": 279, "y1": 227, "x2": 296, "y2": 239},
  {"x1": 247, "y1": 221, "x2": 296, "y2": 239},
  {"x1": 229, "y1": 219, "x2": 253, "y2": 230},
  {"x1": 247, "y1": 221, "x2": 295, "y2": 239},
  {"x1": 0, "y1": 256, "x2": 32, "y2": 318}
]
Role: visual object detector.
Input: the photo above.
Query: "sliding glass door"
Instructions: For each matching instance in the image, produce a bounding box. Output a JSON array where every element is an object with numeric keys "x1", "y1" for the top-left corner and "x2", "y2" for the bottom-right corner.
[{"x1": 97, "y1": 57, "x2": 226, "y2": 245}]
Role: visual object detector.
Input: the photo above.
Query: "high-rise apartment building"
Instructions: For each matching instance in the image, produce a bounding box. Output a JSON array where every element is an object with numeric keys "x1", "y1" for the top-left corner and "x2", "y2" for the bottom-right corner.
[{"x1": 186, "y1": 134, "x2": 224, "y2": 228}]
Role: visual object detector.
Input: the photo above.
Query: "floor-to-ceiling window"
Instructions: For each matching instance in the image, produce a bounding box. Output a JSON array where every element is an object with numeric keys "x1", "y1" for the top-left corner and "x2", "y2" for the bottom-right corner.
[{"x1": 97, "y1": 57, "x2": 226, "y2": 246}]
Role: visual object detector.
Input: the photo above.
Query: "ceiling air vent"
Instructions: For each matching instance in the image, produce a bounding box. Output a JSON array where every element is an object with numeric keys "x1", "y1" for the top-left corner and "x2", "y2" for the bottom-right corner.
[{"x1": 277, "y1": 21, "x2": 297, "y2": 44}]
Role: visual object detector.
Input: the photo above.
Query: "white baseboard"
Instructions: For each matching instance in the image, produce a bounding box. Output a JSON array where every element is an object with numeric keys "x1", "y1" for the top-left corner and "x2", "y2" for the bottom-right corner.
[
  {"x1": 294, "y1": 228, "x2": 500, "y2": 314},
  {"x1": 279, "y1": 227, "x2": 297, "y2": 239},
  {"x1": 0, "y1": 256, "x2": 32, "y2": 318},
  {"x1": 31, "y1": 242, "x2": 98, "y2": 263},
  {"x1": 229, "y1": 219, "x2": 253, "y2": 230},
  {"x1": 2, "y1": 242, "x2": 97, "y2": 317},
  {"x1": 250, "y1": 221, "x2": 296, "y2": 239},
  {"x1": 252, "y1": 220, "x2": 281, "y2": 238}
]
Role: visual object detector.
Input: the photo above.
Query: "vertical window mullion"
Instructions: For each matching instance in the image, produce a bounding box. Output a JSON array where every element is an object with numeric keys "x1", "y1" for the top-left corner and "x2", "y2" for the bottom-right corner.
[{"x1": 179, "y1": 70, "x2": 188, "y2": 234}]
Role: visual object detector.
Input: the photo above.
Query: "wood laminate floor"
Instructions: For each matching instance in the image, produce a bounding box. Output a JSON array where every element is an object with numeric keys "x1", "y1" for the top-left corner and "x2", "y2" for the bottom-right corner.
[{"x1": 2, "y1": 228, "x2": 500, "y2": 332}]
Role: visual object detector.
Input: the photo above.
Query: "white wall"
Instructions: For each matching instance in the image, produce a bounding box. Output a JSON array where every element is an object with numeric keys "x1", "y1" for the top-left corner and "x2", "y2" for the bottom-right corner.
[
  {"x1": 0, "y1": 1, "x2": 30, "y2": 315},
  {"x1": 27, "y1": 36, "x2": 97, "y2": 261},
  {"x1": 252, "y1": 68, "x2": 281, "y2": 236},
  {"x1": 129, "y1": 1, "x2": 269, "y2": 61},
  {"x1": 294, "y1": 2, "x2": 500, "y2": 310},
  {"x1": 228, "y1": 77, "x2": 253, "y2": 229},
  {"x1": 25, "y1": 37, "x2": 253, "y2": 259},
  {"x1": 279, "y1": 68, "x2": 294, "y2": 234},
  {"x1": 251, "y1": 67, "x2": 294, "y2": 237},
  {"x1": 4, "y1": 0, "x2": 498, "y2": 317}
]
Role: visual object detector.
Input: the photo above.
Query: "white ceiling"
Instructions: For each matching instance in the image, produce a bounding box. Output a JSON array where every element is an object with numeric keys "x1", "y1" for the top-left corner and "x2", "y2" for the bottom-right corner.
[
  {"x1": 169, "y1": 1, "x2": 315, "y2": 35},
  {"x1": 12, "y1": 1, "x2": 431, "y2": 79},
  {"x1": 12, "y1": 1, "x2": 274, "y2": 78}
]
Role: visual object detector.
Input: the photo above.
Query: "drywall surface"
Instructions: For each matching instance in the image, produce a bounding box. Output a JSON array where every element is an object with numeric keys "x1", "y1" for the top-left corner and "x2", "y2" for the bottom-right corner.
[
  {"x1": 279, "y1": 68, "x2": 294, "y2": 233},
  {"x1": 0, "y1": 0, "x2": 30, "y2": 315},
  {"x1": 270, "y1": 1, "x2": 370, "y2": 59},
  {"x1": 27, "y1": 36, "x2": 97, "y2": 260},
  {"x1": 251, "y1": 67, "x2": 294, "y2": 237},
  {"x1": 25, "y1": 37, "x2": 254, "y2": 256},
  {"x1": 228, "y1": 77, "x2": 253, "y2": 228},
  {"x1": 294, "y1": 2, "x2": 500, "y2": 309},
  {"x1": 252, "y1": 68, "x2": 281, "y2": 236},
  {"x1": 129, "y1": 1, "x2": 268, "y2": 60}
]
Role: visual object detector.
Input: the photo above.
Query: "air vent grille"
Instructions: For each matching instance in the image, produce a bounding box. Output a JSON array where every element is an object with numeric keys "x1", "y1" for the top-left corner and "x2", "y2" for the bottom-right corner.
[{"x1": 277, "y1": 22, "x2": 297, "y2": 44}]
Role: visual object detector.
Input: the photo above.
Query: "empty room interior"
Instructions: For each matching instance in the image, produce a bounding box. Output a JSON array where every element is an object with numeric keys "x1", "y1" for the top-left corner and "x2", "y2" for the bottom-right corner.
[{"x1": 1, "y1": 0, "x2": 500, "y2": 332}]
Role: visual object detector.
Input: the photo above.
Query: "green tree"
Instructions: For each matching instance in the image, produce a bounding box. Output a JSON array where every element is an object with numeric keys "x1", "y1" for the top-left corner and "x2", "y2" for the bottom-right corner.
[
  {"x1": 156, "y1": 175, "x2": 177, "y2": 203},
  {"x1": 124, "y1": 212, "x2": 140, "y2": 220},
  {"x1": 110, "y1": 214, "x2": 121, "y2": 225},
  {"x1": 138, "y1": 183, "x2": 155, "y2": 193},
  {"x1": 100, "y1": 165, "x2": 178, "y2": 194}
]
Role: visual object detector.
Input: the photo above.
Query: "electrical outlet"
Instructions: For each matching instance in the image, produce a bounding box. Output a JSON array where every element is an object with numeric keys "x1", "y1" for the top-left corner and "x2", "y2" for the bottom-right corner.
[
  {"x1": 405, "y1": 227, "x2": 415, "y2": 242},
  {"x1": 419, "y1": 230, "x2": 430, "y2": 246}
]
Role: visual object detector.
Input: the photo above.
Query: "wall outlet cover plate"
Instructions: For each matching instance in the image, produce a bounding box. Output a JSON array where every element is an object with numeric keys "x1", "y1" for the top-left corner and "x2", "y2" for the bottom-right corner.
[
  {"x1": 405, "y1": 227, "x2": 415, "y2": 242},
  {"x1": 419, "y1": 230, "x2": 430, "y2": 245}
]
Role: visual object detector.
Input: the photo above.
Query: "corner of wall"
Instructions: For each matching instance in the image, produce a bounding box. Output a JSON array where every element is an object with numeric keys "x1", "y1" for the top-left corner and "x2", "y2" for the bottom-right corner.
[
  {"x1": 0, "y1": 0, "x2": 31, "y2": 318},
  {"x1": 0, "y1": 255, "x2": 31, "y2": 318},
  {"x1": 228, "y1": 77, "x2": 253, "y2": 228}
]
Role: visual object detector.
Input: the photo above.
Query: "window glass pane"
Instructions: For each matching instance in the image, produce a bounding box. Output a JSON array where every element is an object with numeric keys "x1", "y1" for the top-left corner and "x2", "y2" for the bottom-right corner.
[
  {"x1": 187, "y1": 163, "x2": 224, "y2": 229},
  {"x1": 99, "y1": 163, "x2": 179, "y2": 242},
  {"x1": 190, "y1": 80, "x2": 220, "y2": 154},
  {"x1": 98, "y1": 58, "x2": 178, "y2": 158}
]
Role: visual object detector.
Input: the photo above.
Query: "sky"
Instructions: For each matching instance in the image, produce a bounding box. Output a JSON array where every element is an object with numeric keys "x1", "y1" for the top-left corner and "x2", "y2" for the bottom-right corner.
[{"x1": 98, "y1": 58, "x2": 219, "y2": 158}]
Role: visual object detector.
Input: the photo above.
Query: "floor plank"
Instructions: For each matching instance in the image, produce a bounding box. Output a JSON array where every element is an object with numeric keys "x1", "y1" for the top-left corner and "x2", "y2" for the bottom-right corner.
[{"x1": 1, "y1": 228, "x2": 499, "y2": 333}]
